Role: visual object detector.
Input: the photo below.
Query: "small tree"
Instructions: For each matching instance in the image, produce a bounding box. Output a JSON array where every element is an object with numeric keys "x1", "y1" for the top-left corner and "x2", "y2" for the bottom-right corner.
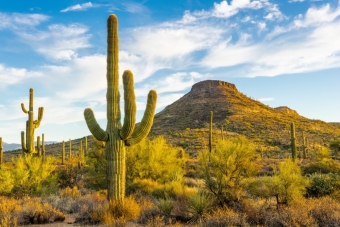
[
  {"x1": 267, "y1": 160, "x2": 308, "y2": 208},
  {"x1": 199, "y1": 136, "x2": 257, "y2": 205}
]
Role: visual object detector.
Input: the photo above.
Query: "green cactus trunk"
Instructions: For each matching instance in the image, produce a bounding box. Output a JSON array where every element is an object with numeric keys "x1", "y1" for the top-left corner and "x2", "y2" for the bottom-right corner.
[
  {"x1": 0, "y1": 137, "x2": 3, "y2": 168},
  {"x1": 302, "y1": 131, "x2": 307, "y2": 159},
  {"x1": 291, "y1": 122, "x2": 297, "y2": 162},
  {"x1": 69, "y1": 139, "x2": 72, "y2": 159},
  {"x1": 62, "y1": 140, "x2": 65, "y2": 165},
  {"x1": 84, "y1": 14, "x2": 157, "y2": 202},
  {"x1": 209, "y1": 111, "x2": 213, "y2": 153},
  {"x1": 21, "y1": 88, "x2": 44, "y2": 154}
]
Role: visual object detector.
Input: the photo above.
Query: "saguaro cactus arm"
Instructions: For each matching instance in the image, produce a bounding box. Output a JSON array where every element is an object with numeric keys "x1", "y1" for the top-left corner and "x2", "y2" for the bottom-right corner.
[
  {"x1": 84, "y1": 108, "x2": 109, "y2": 141},
  {"x1": 120, "y1": 70, "x2": 136, "y2": 140},
  {"x1": 21, "y1": 103, "x2": 28, "y2": 113},
  {"x1": 34, "y1": 107, "x2": 44, "y2": 128},
  {"x1": 125, "y1": 90, "x2": 157, "y2": 146}
]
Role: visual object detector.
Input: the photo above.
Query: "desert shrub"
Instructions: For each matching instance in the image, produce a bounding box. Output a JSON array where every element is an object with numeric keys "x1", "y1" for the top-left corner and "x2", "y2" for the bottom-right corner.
[
  {"x1": 158, "y1": 198, "x2": 174, "y2": 216},
  {"x1": 204, "y1": 206, "x2": 249, "y2": 227},
  {"x1": 84, "y1": 195, "x2": 141, "y2": 225},
  {"x1": 303, "y1": 158, "x2": 340, "y2": 175},
  {"x1": 84, "y1": 137, "x2": 106, "y2": 190},
  {"x1": 245, "y1": 160, "x2": 308, "y2": 207},
  {"x1": 199, "y1": 136, "x2": 257, "y2": 205},
  {"x1": 0, "y1": 196, "x2": 65, "y2": 225},
  {"x1": 309, "y1": 196, "x2": 340, "y2": 226},
  {"x1": 307, "y1": 173, "x2": 340, "y2": 198},
  {"x1": 187, "y1": 190, "x2": 214, "y2": 222},
  {"x1": 126, "y1": 136, "x2": 187, "y2": 184},
  {"x1": 57, "y1": 164, "x2": 83, "y2": 189},
  {"x1": 264, "y1": 199, "x2": 317, "y2": 227},
  {"x1": 0, "y1": 155, "x2": 58, "y2": 196}
]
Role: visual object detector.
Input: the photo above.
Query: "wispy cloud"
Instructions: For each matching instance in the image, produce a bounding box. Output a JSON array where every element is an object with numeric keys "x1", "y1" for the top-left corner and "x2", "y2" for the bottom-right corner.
[
  {"x1": 17, "y1": 23, "x2": 91, "y2": 60},
  {"x1": 0, "y1": 13, "x2": 48, "y2": 30},
  {"x1": 121, "y1": 2, "x2": 149, "y2": 14},
  {"x1": 60, "y1": 2, "x2": 98, "y2": 13}
]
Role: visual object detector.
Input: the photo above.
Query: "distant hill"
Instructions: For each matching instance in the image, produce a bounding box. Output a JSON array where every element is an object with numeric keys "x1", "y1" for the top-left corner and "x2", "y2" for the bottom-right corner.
[
  {"x1": 2, "y1": 141, "x2": 58, "y2": 152},
  {"x1": 150, "y1": 80, "x2": 340, "y2": 152}
]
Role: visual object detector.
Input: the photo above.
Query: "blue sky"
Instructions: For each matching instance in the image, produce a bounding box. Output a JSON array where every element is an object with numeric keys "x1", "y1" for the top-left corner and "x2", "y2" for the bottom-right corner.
[{"x1": 0, "y1": 0, "x2": 340, "y2": 143}]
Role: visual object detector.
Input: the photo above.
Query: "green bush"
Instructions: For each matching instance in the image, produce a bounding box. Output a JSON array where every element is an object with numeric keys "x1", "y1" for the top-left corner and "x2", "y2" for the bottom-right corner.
[
  {"x1": 303, "y1": 159, "x2": 340, "y2": 175},
  {"x1": 307, "y1": 173, "x2": 340, "y2": 198},
  {"x1": 0, "y1": 155, "x2": 58, "y2": 196},
  {"x1": 199, "y1": 136, "x2": 257, "y2": 204},
  {"x1": 126, "y1": 136, "x2": 187, "y2": 184}
]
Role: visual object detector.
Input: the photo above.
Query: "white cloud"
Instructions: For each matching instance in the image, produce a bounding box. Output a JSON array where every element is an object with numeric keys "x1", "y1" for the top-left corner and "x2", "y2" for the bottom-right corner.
[
  {"x1": 0, "y1": 13, "x2": 48, "y2": 30},
  {"x1": 121, "y1": 2, "x2": 149, "y2": 14},
  {"x1": 0, "y1": 64, "x2": 42, "y2": 87},
  {"x1": 60, "y1": 2, "x2": 97, "y2": 12},
  {"x1": 258, "y1": 21, "x2": 266, "y2": 32},
  {"x1": 17, "y1": 23, "x2": 91, "y2": 60}
]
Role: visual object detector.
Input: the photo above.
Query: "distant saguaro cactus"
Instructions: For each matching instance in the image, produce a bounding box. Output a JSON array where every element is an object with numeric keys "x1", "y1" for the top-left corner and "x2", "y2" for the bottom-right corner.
[
  {"x1": 69, "y1": 139, "x2": 72, "y2": 159},
  {"x1": 209, "y1": 111, "x2": 213, "y2": 153},
  {"x1": 291, "y1": 122, "x2": 297, "y2": 162},
  {"x1": 62, "y1": 140, "x2": 65, "y2": 165},
  {"x1": 21, "y1": 88, "x2": 44, "y2": 154},
  {"x1": 83, "y1": 14, "x2": 157, "y2": 202},
  {"x1": 0, "y1": 137, "x2": 3, "y2": 168}
]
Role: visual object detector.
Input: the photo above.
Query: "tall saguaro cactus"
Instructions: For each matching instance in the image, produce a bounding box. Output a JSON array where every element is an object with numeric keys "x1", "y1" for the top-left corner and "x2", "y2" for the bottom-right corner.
[
  {"x1": 37, "y1": 136, "x2": 41, "y2": 156},
  {"x1": 21, "y1": 88, "x2": 44, "y2": 154},
  {"x1": 290, "y1": 122, "x2": 297, "y2": 162},
  {"x1": 83, "y1": 14, "x2": 157, "y2": 202},
  {"x1": 302, "y1": 131, "x2": 307, "y2": 159}
]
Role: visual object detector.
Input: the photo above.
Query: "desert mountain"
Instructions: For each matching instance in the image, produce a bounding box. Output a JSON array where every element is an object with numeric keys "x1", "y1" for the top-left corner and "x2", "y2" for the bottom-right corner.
[{"x1": 150, "y1": 80, "x2": 340, "y2": 152}]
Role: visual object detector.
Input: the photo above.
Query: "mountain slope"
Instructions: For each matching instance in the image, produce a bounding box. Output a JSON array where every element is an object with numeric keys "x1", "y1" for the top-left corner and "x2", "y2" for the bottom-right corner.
[{"x1": 150, "y1": 80, "x2": 340, "y2": 151}]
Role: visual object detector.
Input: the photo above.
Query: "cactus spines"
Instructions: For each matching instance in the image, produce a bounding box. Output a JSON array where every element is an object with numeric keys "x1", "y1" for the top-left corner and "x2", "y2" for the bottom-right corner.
[
  {"x1": 62, "y1": 140, "x2": 65, "y2": 165},
  {"x1": 21, "y1": 88, "x2": 44, "y2": 154},
  {"x1": 0, "y1": 137, "x2": 3, "y2": 168},
  {"x1": 209, "y1": 111, "x2": 213, "y2": 153},
  {"x1": 290, "y1": 122, "x2": 297, "y2": 162},
  {"x1": 69, "y1": 139, "x2": 72, "y2": 159},
  {"x1": 83, "y1": 14, "x2": 157, "y2": 202}
]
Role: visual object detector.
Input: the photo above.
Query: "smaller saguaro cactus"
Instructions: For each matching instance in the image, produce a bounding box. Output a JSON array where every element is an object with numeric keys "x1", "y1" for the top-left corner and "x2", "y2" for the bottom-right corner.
[
  {"x1": 69, "y1": 139, "x2": 72, "y2": 159},
  {"x1": 0, "y1": 137, "x2": 3, "y2": 168},
  {"x1": 290, "y1": 122, "x2": 297, "y2": 162},
  {"x1": 21, "y1": 88, "x2": 44, "y2": 154},
  {"x1": 62, "y1": 140, "x2": 65, "y2": 165},
  {"x1": 209, "y1": 111, "x2": 213, "y2": 153},
  {"x1": 37, "y1": 136, "x2": 41, "y2": 156}
]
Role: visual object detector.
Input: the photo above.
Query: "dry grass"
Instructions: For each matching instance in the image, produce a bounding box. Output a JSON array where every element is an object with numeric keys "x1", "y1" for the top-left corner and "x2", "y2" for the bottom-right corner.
[{"x1": 0, "y1": 196, "x2": 65, "y2": 226}]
